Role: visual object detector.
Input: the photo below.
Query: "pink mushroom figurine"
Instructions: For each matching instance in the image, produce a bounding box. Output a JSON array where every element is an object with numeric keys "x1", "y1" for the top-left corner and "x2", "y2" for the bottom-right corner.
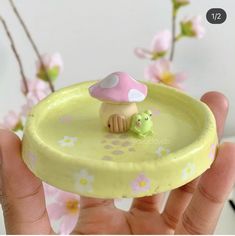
[{"x1": 89, "y1": 72, "x2": 148, "y2": 133}]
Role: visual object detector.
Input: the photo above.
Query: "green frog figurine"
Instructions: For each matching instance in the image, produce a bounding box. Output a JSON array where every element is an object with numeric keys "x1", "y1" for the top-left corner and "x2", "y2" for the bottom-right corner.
[{"x1": 130, "y1": 110, "x2": 153, "y2": 138}]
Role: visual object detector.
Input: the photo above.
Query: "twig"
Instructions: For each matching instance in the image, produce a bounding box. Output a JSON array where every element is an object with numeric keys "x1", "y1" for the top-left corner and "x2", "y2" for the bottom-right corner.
[
  {"x1": 0, "y1": 15, "x2": 29, "y2": 94},
  {"x1": 9, "y1": 0, "x2": 55, "y2": 92},
  {"x1": 169, "y1": 6, "x2": 177, "y2": 61}
]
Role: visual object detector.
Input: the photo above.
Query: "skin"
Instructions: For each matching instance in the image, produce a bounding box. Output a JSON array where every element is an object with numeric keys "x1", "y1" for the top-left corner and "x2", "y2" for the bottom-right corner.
[
  {"x1": 0, "y1": 91, "x2": 235, "y2": 234},
  {"x1": 130, "y1": 110, "x2": 153, "y2": 138}
]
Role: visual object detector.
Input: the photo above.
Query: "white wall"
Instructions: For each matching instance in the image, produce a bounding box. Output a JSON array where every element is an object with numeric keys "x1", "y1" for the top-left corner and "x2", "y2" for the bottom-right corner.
[{"x1": 0, "y1": 0, "x2": 234, "y2": 136}]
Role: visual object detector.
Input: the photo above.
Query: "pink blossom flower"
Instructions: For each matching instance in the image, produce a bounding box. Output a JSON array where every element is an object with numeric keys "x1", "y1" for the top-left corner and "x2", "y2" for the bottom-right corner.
[
  {"x1": 21, "y1": 94, "x2": 38, "y2": 117},
  {"x1": 0, "y1": 111, "x2": 22, "y2": 131},
  {"x1": 181, "y1": 16, "x2": 205, "y2": 39},
  {"x1": 46, "y1": 191, "x2": 80, "y2": 235},
  {"x1": 20, "y1": 79, "x2": 50, "y2": 116},
  {"x1": 209, "y1": 144, "x2": 217, "y2": 160},
  {"x1": 151, "y1": 30, "x2": 172, "y2": 54},
  {"x1": 135, "y1": 30, "x2": 172, "y2": 60},
  {"x1": 131, "y1": 173, "x2": 151, "y2": 193},
  {"x1": 145, "y1": 59, "x2": 186, "y2": 89},
  {"x1": 21, "y1": 79, "x2": 50, "y2": 99},
  {"x1": 134, "y1": 48, "x2": 152, "y2": 59},
  {"x1": 43, "y1": 182, "x2": 60, "y2": 197},
  {"x1": 36, "y1": 53, "x2": 63, "y2": 81}
]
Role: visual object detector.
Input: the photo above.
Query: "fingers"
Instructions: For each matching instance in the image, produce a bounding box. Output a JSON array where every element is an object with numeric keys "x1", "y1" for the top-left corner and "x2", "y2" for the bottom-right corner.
[
  {"x1": 161, "y1": 91, "x2": 229, "y2": 230},
  {"x1": 130, "y1": 194, "x2": 165, "y2": 212},
  {"x1": 0, "y1": 130, "x2": 53, "y2": 234},
  {"x1": 201, "y1": 91, "x2": 229, "y2": 139},
  {"x1": 72, "y1": 197, "x2": 115, "y2": 234},
  {"x1": 79, "y1": 196, "x2": 114, "y2": 209},
  {"x1": 175, "y1": 142, "x2": 235, "y2": 234},
  {"x1": 161, "y1": 178, "x2": 199, "y2": 230}
]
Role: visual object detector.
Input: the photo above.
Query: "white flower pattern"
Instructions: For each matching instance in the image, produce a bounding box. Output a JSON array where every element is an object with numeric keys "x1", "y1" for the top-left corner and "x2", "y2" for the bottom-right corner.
[
  {"x1": 75, "y1": 169, "x2": 94, "y2": 193},
  {"x1": 156, "y1": 146, "x2": 171, "y2": 157},
  {"x1": 182, "y1": 163, "x2": 196, "y2": 180},
  {"x1": 58, "y1": 136, "x2": 78, "y2": 147}
]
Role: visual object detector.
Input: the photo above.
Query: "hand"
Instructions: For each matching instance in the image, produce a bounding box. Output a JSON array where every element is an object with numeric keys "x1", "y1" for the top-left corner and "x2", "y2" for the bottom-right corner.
[{"x1": 0, "y1": 92, "x2": 235, "y2": 234}]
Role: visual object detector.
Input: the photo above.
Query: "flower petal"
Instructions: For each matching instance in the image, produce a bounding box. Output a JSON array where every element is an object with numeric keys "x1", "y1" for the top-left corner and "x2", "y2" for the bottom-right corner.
[
  {"x1": 59, "y1": 214, "x2": 78, "y2": 235},
  {"x1": 151, "y1": 30, "x2": 172, "y2": 53},
  {"x1": 174, "y1": 72, "x2": 187, "y2": 83},
  {"x1": 134, "y1": 48, "x2": 152, "y2": 59},
  {"x1": 47, "y1": 203, "x2": 66, "y2": 220}
]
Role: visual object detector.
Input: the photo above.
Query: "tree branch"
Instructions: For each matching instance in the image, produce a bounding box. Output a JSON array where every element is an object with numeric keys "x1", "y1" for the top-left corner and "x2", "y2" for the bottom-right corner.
[
  {"x1": 0, "y1": 15, "x2": 29, "y2": 94},
  {"x1": 169, "y1": 7, "x2": 177, "y2": 61},
  {"x1": 9, "y1": 0, "x2": 55, "y2": 92}
]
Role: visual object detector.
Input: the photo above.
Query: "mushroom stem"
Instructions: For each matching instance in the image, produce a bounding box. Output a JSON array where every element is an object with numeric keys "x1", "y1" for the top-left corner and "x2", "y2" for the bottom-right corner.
[{"x1": 99, "y1": 102, "x2": 138, "y2": 132}]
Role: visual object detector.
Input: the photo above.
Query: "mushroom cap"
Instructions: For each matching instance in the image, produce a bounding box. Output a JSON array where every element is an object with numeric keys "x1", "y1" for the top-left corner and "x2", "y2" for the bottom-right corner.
[{"x1": 89, "y1": 72, "x2": 148, "y2": 103}]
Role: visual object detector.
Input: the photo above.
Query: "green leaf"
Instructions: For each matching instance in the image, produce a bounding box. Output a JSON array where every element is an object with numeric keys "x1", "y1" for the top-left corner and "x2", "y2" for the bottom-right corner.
[
  {"x1": 151, "y1": 51, "x2": 166, "y2": 60},
  {"x1": 13, "y1": 121, "x2": 24, "y2": 132},
  {"x1": 180, "y1": 21, "x2": 195, "y2": 37},
  {"x1": 172, "y1": 0, "x2": 190, "y2": 11},
  {"x1": 37, "y1": 66, "x2": 60, "y2": 82}
]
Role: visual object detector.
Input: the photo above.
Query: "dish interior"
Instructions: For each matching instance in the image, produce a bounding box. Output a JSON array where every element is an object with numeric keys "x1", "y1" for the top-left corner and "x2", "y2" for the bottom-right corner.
[{"x1": 36, "y1": 83, "x2": 205, "y2": 163}]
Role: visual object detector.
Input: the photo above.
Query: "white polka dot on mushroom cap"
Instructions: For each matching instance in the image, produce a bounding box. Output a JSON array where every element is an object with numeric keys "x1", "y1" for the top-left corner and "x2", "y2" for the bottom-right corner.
[
  {"x1": 89, "y1": 72, "x2": 148, "y2": 103},
  {"x1": 99, "y1": 74, "x2": 119, "y2": 89},
  {"x1": 128, "y1": 89, "x2": 146, "y2": 102}
]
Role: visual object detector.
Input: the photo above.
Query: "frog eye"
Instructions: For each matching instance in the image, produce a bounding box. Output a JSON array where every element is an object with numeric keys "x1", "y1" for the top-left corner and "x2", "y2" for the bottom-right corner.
[
  {"x1": 145, "y1": 110, "x2": 152, "y2": 117},
  {"x1": 135, "y1": 114, "x2": 142, "y2": 121},
  {"x1": 145, "y1": 116, "x2": 149, "y2": 121}
]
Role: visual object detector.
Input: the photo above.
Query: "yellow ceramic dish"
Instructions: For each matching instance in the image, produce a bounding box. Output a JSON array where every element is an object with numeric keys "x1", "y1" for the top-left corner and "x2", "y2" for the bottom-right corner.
[{"x1": 22, "y1": 82, "x2": 218, "y2": 198}]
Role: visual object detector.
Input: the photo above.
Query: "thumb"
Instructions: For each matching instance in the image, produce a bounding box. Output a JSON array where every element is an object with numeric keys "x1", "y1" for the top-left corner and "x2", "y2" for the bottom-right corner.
[{"x1": 0, "y1": 129, "x2": 53, "y2": 234}]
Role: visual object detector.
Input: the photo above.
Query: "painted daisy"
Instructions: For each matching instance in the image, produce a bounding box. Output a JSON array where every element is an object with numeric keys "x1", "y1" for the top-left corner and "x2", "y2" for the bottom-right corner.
[
  {"x1": 182, "y1": 163, "x2": 196, "y2": 180},
  {"x1": 156, "y1": 146, "x2": 171, "y2": 157},
  {"x1": 75, "y1": 169, "x2": 94, "y2": 193},
  {"x1": 58, "y1": 136, "x2": 78, "y2": 147},
  {"x1": 131, "y1": 173, "x2": 151, "y2": 193}
]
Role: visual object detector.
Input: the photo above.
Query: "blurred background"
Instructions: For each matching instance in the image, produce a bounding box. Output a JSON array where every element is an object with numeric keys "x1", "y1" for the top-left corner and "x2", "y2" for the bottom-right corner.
[{"x1": 0, "y1": 0, "x2": 234, "y2": 234}]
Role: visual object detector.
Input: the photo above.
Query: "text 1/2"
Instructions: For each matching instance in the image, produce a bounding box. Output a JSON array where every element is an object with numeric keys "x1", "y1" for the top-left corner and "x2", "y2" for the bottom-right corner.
[{"x1": 206, "y1": 8, "x2": 227, "y2": 24}]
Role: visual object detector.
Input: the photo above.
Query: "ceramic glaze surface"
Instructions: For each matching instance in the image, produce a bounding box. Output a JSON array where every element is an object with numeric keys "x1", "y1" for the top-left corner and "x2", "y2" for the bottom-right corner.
[{"x1": 22, "y1": 82, "x2": 218, "y2": 198}]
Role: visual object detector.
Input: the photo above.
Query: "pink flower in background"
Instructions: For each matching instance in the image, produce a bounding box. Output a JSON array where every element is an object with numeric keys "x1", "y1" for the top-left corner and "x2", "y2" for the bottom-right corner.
[
  {"x1": 36, "y1": 53, "x2": 63, "y2": 81},
  {"x1": 46, "y1": 191, "x2": 80, "y2": 235},
  {"x1": 43, "y1": 182, "x2": 60, "y2": 197},
  {"x1": 20, "y1": 79, "x2": 50, "y2": 116},
  {"x1": 0, "y1": 111, "x2": 22, "y2": 130},
  {"x1": 134, "y1": 48, "x2": 152, "y2": 59},
  {"x1": 20, "y1": 94, "x2": 38, "y2": 116},
  {"x1": 131, "y1": 173, "x2": 151, "y2": 193},
  {"x1": 145, "y1": 59, "x2": 186, "y2": 89},
  {"x1": 135, "y1": 30, "x2": 172, "y2": 60},
  {"x1": 209, "y1": 144, "x2": 217, "y2": 160},
  {"x1": 151, "y1": 30, "x2": 172, "y2": 54},
  {"x1": 21, "y1": 79, "x2": 50, "y2": 99},
  {"x1": 181, "y1": 16, "x2": 205, "y2": 39}
]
